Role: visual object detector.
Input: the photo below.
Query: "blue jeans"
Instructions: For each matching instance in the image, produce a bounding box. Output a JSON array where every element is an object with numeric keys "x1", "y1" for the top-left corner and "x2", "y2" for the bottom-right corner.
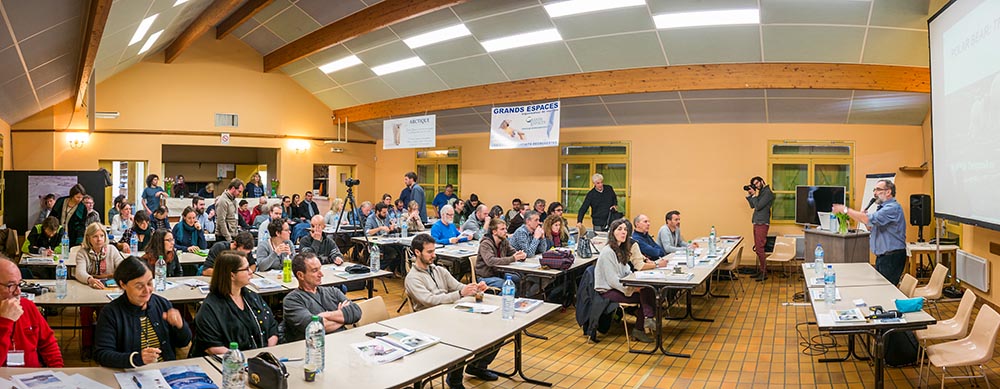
[{"x1": 482, "y1": 273, "x2": 521, "y2": 290}]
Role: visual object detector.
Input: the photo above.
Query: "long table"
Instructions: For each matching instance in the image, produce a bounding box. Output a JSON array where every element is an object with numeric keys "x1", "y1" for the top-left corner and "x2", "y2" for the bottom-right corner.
[
  {"x1": 21, "y1": 251, "x2": 206, "y2": 267},
  {"x1": 619, "y1": 236, "x2": 744, "y2": 357},
  {"x1": 0, "y1": 356, "x2": 222, "y2": 387},
  {"x1": 254, "y1": 266, "x2": 392, "y2": 298},
  {"x1": 805, "y1": 262, "x2": 936, "y2": 389}
]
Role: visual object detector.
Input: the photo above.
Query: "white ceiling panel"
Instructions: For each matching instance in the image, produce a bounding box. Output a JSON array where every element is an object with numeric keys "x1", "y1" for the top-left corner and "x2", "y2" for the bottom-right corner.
[
  {"x1": 379, "y1": 67, "x2": 448, "y2": 96},
  {"x1": 862, "y1": 28, "x2": 929, "y2": 67},
  {"x1": 354, "y1": 41, "x2": 416, "y2": 67},
  {"x1": 660, "y1": 25, "x2": 761, "y2": 65},
  {"x1": 552, "y1": 6, "x2": 654, "y2": 40},
  {"x1": 411, "y1": 36, "x2": 484, "y2": 65},
  {"x1": 291, "y1": 68, "x2": 338, "y2": 93},
  {"x1": 452, "y1": 0, "x2": 539, "y2": 22},
  {"x1": 315, "y1": 87, "x2": 359, "y2": 109},
  {"x1": 763, "y1": 25, "x2": 866, "y2": 63},
  {"x1": 464, "y1": 6, "x2": 553, "y2": 41},
  {"x1": 768, "y1": 98, "x2": 851, "y2": 123},
  {"x1": 870, "y1": 0, "x2": 932, "y2": 29},
  {"x1": 429, "y1": 55, "x2": 507, "y2": 88},
  {"x1": 296, "y1": 0, "x2": 367, "y2": 26},
  {"x1": 436, "y1": 114, "x2": 489, "y2": 135},
  {"x1": 242, "y1": 27, "x2": 286, "y2": 55},
  {"x1": 488, "y1": 42, "x2": 579, "y2": 80},
  {"x1": 602, "y1": 91, "x2": 680, "y2": 103},
  {"x1": 605, "y1": 100, "x2": 688, "y2": 125},
  {"x1": 560, "y1": 104, "x2": 617, "y2": 128},
  {"x1": 341, "y1": 77, "x2": 398, "y2": 104},
  {"x1": 567, "y1": 31, "x2": 666, "y2": 72},
  {"x1": 5, "y1": 0, "x2": 85, "y2": 40},
  {"x1": 766, "y1": 89, "x2": 853, "y2": 99},
  {"x1": 684, "y1": 99, "x2": 766, "y2": 123},
  {"x1": 647, "y1": 0, "x2": 759, "y2": 14},
  {"x1": 683, "y1": 89, "x2": 764, "y2": 99},
  {"x1": 761, "y1": 0, "x2": 871, "y2": 25}
]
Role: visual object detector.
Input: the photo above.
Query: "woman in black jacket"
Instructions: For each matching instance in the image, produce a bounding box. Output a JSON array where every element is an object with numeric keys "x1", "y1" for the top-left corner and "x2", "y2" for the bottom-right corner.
[
  {"x1": 94, "y1": 256, "x2": 192, "y2": 368},
  {"x1": 193, "y1": 252, "x2": 278, "y2": 356},
  {"x1": 52, "y1": 183, "x2": 88, "y2": 246}
]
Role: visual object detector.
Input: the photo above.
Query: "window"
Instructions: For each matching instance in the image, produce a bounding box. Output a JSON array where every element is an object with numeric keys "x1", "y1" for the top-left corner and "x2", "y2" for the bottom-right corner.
[
  {"x1": 416, "y1": 147, "x2": 460, "y2": 214},
  {"x1": 558, "y1": 143, "x2": 630, "y2": 224},
  {"x1": 768, "y1": 140, "x2": 854, "y2": 223}
]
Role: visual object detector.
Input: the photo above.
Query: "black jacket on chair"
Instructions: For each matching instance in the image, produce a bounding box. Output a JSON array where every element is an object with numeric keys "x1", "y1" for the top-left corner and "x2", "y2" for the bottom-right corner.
[{"x1": 575, "y1": 265, "x2": 618, "y2": 337}]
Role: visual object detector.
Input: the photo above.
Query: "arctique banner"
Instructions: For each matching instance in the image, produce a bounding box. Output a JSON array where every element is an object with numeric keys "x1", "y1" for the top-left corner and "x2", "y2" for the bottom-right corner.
[
  {"x1": 383, "y1": 115, "x2": 436, "y2": 149},
  {"x1": 489, "y1": 101, "x2": 560, "y2": 149}
]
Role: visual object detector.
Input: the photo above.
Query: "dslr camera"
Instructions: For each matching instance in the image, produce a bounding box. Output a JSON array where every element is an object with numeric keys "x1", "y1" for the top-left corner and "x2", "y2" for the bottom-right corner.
[
  {"x1": 743, "y1": 180, "x2": 756, "y2": 191},
  {"x1": 344, "y1": 178, "x2": 360, "y2": 187}
]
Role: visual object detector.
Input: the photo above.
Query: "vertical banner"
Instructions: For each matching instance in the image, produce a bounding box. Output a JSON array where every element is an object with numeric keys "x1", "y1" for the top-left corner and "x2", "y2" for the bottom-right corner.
[
  {"x1": 489, "y1": 100, "x2": 560, "y2": 149},
  {"x1": 383, "y1": 115, "x2": 436, "y2": 149}
]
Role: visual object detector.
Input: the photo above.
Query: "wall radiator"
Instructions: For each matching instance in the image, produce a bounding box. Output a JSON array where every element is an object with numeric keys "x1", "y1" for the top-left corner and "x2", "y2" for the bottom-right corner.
[{"x1": 956, "y1": 249, "x2": 989, "y2": 292}]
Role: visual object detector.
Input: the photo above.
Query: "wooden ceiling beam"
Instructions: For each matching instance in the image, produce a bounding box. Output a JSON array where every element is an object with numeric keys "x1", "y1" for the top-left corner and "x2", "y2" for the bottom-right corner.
[
  {"x1": 72, "y1": 0, "x2": 113, "y2": 110},
  {"x1": 164, "y1": 0, "x2": 243, "y2": 63},
  {"x1": 263, "y1": 0, "x2": 466, "y2": 72},
  {"x1": 331, "y1": 63, "x2": 930, "y2": 122},
  {"x1": 216, "y1": 0, "x2": 273, "y2": 40}
]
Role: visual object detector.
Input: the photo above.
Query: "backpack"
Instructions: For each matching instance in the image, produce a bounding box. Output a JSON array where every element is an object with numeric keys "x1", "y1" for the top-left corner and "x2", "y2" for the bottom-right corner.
[{"x1": 884, "y1": 330, "x2": 919, "y2": 367}]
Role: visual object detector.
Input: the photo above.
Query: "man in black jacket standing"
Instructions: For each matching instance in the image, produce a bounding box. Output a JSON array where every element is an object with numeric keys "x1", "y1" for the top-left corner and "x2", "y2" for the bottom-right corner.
[
  {"x1": 576, "y1": 173, "x2": 618, "y2": 232},
  {"x1": 746, "y1": 176, "x2": 775, "y2": 281}
]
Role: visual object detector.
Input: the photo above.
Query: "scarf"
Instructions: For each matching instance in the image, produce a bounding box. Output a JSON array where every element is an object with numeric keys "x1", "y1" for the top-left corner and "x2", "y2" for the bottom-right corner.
[
  {"x1": 86, "y1": 245, "x2": 108, "y2": 276},
  {"x1": 133, "y1": 225, "x2": 152, "y2": 249},
  {"x1": 177, "y1": 222, "x2": 201, "y2": 248},
  {"x1": 144, "y1": 250, "x2": 176, "y2": 268}
]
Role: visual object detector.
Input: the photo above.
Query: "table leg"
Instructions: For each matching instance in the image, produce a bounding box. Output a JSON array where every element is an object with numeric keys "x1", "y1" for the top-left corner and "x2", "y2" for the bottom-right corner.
[
  {"x1": 818, "y1": 333, "x2": 871, "y2": 363},
  {"x1": 665, "y1": 290, "x2": 713, "y2": 322},
  {"x1": 366, "y1": 279, "x2": 374, "y2": 299},
  {"x1": 491, "y1": 332, "x2": 553, "y2": 386},
  {"x1": 628, "y1": 287, "x2": 690, "y2": 358},
  {"x1": 706, "y1": 276, "x2": 730, "y2": 298}
]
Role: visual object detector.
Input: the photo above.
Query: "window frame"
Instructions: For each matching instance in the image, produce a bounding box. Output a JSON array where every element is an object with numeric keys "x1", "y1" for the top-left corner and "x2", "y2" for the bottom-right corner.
[
  {"x1": 767, "y1": 140, "x2": 855, "y2": 224},
  {"x1": 415, "y1": 146, "x2": 461, "y2": 215},
  {"x1": 557, "y1": 142, "x2": 631, "y2": 224}
]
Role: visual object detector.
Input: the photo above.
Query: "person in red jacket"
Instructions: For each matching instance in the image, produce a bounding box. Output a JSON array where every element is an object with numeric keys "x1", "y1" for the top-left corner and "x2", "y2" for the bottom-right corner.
[{"x1": 0, "y1": 256, "x2": 63, "y2": 367}]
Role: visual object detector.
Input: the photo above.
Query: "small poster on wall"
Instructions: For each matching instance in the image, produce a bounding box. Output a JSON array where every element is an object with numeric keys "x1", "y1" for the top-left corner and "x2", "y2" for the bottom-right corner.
[
  {"x1": 383, "y1": 115, "x2": 436, "y2": 149},
  {"x1": 28, "y1": 176, "x2": 78, "y2": 225},
  {"x1": 489, "y1": 101, "x2": 560, "y2": 149}
]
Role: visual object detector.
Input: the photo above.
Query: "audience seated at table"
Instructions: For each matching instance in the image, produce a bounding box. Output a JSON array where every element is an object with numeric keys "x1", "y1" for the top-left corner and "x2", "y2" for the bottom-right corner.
[
  {"x1": 36, "y1": 193, "x2": 56, "y2": 226},
  {"x1": 476, "y1": 218, "x2": 526, "y2": 289},
  {"x1": 53, "y1": 183, "x2": 88, "y2": 247},
  {"x1": 0, "y1": 255, "x2": 63, "y2": 367},
  {"x1": 324, "y1": 198, "x2": 346, "y2": 226},
  {"x1": 193, "y1": 252, "x2": 278, "y2": 356},
  {"x1": 249, "y1": 196, "x2": 268, "y2": 226},
  {"x1": 256, "y1": 218, "x2": 295, "y2": 271},
  {"x1": 405, "y1": 234, "x2": 495, "y2": 387},
  {"x1": 111, "y1": 203, "x2": 134, "y2": 237},
  {"x1": 461, "y1": 204, "x2": 490, "y2": 237},
  {"x1": 292, "y1": 192, "x2": 320, "y2": 241},
  {"x1": 23, "y1": 216, "x2": 63, "y2": 255},
  {"x1": 542, "y1": 216, "x2": 567, "y2": 251},
  {"x1": 201, "y1": 232, "x2": 255, "y2": 277},
  {"x1": 431, "y1": 205, "x2": 471, "y2": 245},
  {"x1": 532, "y1": 199, "x2": 548, "y2": 223},
  {"x1": 405, "y1": 200, "x2": 425, "y2": 232},
  {"x1": 280, "y1": 196, "x2": 293, "y2": 219},
  {"x1": 547, "y1": 202, "x2": 570, "y2": 239},
  {"x1": 257, "y1": 204, "x2": 284, "y2": 245},
  {"x1": 504, "y1": 198, "x2": 522, "y2": 222},
  {"x1": 299, "y1": 215, "x2": 344, "y2": 265},
  {"x1": 82, "y1": 195, "x2": 102, "y2": 228},
  {"x1": 94, "y1": 256, "x2": 192, "y2": 368},
  {"x1": 509, "y1": 211, "x2": 545, "y2": 255},
  {"x1": 142, "y1": 229, "x2": 183, "y2": 277},
  {"x1": 75, "y1": 222, "x2": 126, "y2": 354},
  {"x1": 594, "y1": 219, "x2": 655, "y2": 343},
  {"x1": 173, "y1": 175, "x2": 190, "y2": 198},
  {"x1": 657, "y1": 210, "x2": 696, "y2": 254},
  {"x1": 349, "y1": 201, "x2": 374, "y2": 227},
  {"x1": 488, "y1": 205, "x2": 504, "y2": 221},
  {"x1": 365, "y1": 203, "x2": 398, "y2": 236},
  {"x1": 238, "y1": 200, "x2": 252, "y2": 226},
  {"x1": 150, "y1": 206, "x2": 171, "y2": 231},
  {"x1": 282, "y1": 252, "x2": 361, "y2": 342},
  {"x1": 632, "y1": 214, "x2": 667, "y2": 261},
  {"x1": 197, "y1": 183, "x2": 215, "y2": 198},
  {"x1": 432, "y1": 184, "x2": 458, "y2": 217},
  {"x1": 452, "y1": 199, "x2": 468, "y2": 226},
  {"x1": 173, "y1": 207, "x2": 208, "y2": 254},
  {"x1": 117, "y1": 210, "x2": 152, "y2": 254},
  {"x1": 192, "y1": 196, "x2": 214, "y2": 234}
]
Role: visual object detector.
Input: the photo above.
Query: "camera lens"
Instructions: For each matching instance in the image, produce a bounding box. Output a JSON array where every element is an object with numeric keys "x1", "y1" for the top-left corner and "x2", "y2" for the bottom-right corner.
[
  {"x1": 743, "y1": 185, "x2": 752, "y2": 191},
  {"x1": 344, "y1": 178, "x2": 360, "y2": 187}
]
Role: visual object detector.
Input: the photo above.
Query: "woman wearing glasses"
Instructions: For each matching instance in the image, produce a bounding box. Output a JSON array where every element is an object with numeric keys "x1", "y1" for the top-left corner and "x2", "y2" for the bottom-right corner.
[
  {"x1": 93, "y1": 257, "x2": 191, "y2": 368},
  {"x1": 193, "y1": 252, "x2": 278, "y2": 356},
  {"x1": 141, "y1": 229, "x2": 182, "y2": 277},
  {"x1": 255, "y1": 218, "x2": 295, "y2": 272}
]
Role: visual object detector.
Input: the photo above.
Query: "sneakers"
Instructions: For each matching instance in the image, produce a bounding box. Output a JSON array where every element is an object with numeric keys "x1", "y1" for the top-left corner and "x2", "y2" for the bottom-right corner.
[
  {"x1": 644, "y1": 317, "x2": 657, "y2": 332},
  {"x1": 630, "y1": 328, "x2": 654, "y2": 343},
  {"x1": 466, "y1": 366, "x2": 499, "y2": 381}
]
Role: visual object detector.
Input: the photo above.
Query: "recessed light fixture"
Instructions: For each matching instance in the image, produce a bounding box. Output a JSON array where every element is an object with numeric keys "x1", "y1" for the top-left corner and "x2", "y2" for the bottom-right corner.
[
  {"x1": 480, "y1": 28, "x2": 562, "y2": 53},
  {"x1": 403, "y1": 24, "x2": 472, "y2": 49},
  {"x1": 544, "y1": 0, "x2": 646, "y2": 18},
  {"x1": 654, "y1": 8, "x2": 759, "y2": 29},
  {"x1": 371, "y1": 56, "x2": 425, "y2": 76},
  {"x1": 319, "y1": 55, "x2": 363, "y2": 74},
  {"x1": 129, "y1": 14, "x2": 158, "y2": 46},
  {"x1": 138, "y1": 30, "x2": 164, "y2": 54},
  {"x1": 173, "y1": 0, "x2": 189, "y2": 6}
]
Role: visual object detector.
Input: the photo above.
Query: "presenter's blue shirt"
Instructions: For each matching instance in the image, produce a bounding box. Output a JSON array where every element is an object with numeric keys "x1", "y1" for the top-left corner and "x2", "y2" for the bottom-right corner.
[{"x1": 868, "y1": 198, "x2": 907, "y2": 255}]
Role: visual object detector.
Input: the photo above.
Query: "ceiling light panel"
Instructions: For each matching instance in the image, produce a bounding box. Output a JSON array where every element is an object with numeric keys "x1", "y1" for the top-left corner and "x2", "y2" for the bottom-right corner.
[
  {"x1": 654, "y1": 8, "x2": 760, "y2": 29},
  {"x1": 138, "y1": 30, "x2": 164, "y2": 54},
  {"x1": 371, "y1": 56, "x2": 426, "y2": 76},
  {"x1": 480, "y1": 28, "x2": 563, "y2": 52},
  {"x1": 544, "y1": 0, "x2": 646, "y2": 18},
  {"x1": 403, "y1": 24, "x2": 472, "y2": 49},
  {"x1": 319, "y1": 55, "x2": 363, "y2": 74},
  {"x1": 174, "y1": 0, "x2": 189, "y2": 6},
  {"x1": 129, "y1": 14, "x2": 158, "y2": 46}
]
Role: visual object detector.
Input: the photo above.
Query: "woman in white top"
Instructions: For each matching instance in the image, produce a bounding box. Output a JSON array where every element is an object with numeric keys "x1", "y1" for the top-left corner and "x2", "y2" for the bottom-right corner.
[
  {"x1": 324, "y1": 198, "x2": 346, "y2": 226},
  {"x1": 593, "y1": 218, "x2": 655, "y2": 343},
  {"x1": 110, "y1": 203, "x2": 134, "y2": 236},
  {"x1": 75, "y1": 222, "x2": 126, "y2": 289}
]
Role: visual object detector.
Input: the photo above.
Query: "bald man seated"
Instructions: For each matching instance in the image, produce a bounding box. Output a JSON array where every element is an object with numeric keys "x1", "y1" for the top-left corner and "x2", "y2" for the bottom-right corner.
[{"x1": 0, "y1": 256, "x2": 63, "y2": 367}]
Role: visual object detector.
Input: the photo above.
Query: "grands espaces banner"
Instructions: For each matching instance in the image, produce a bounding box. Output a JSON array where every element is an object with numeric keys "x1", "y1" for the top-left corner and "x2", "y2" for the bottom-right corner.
[{"x1": 489, "y1": 101, "x2": 560, "y2": 150}]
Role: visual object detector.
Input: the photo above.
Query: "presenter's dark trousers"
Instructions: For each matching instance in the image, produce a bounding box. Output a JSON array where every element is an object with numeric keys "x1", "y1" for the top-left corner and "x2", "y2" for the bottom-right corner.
[
  {"x1": 753, "y1": 223, "x2": 769, "y2": 274},
  {"x1": 875, "y1": 249, "x2": 907, "y2": 285}
]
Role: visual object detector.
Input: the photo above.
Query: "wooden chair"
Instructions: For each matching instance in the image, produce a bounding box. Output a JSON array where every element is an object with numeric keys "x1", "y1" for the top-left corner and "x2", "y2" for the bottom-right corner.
[
  {"x1": 899, "y1": 274, "x2": 919, "y2": 298},
  {"x1": 354, "y1": 296, "x2": 389, "y2": 327},
  {"x1": 618, "y1": 302, "x2": 643, "y2": 351},
  {"x1": 914, "y1": 264, "x2": 949, "y2": 318},
  {"x1": 765, "y1": 237, "x2": 796, "y2": 280},
  {"x1": 916, "y1": 289, "x2": 976, "y2": 386},
  {"x1": 922, "y1": 305, "x2": 1000, "y2": 388},
  {"x1": 396, "y1": 249, "x2": 415, "y2": 313},
  {"x1": 468, "y1": 255, "x2": 501, "y2": 294},
  {"x1": 714, "y1": 246, "x2": 744, "y2": 298}
]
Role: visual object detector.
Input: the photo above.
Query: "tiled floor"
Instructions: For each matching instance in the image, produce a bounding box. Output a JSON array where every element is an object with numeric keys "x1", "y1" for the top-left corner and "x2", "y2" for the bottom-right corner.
[{"x1": 52, "y1": 266, "x2": 997, "y2": 388}]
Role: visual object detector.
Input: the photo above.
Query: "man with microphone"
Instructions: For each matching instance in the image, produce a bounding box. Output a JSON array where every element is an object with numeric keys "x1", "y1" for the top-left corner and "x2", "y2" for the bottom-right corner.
[{"x1": 832, "y1": 179, "x2": 907, "y2": 284}]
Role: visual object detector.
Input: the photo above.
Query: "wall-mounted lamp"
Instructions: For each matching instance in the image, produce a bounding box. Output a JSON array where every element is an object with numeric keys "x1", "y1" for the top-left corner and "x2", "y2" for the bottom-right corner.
[
  {"x1": 289, "y1": 139, "x2": 310, "y2": 153},
  {"x1": 67, "y1": 132, "x2": 90, "y2": 149}
]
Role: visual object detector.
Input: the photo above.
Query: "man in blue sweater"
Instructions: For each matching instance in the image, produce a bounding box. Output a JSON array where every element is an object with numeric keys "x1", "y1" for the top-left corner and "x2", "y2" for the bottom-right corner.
[
  {"x1": 632, "y1": 214, "x2": 666, "y2": 260},
  {"x1": 430, "y1": 205, "x2": 472, "y2": 245}
]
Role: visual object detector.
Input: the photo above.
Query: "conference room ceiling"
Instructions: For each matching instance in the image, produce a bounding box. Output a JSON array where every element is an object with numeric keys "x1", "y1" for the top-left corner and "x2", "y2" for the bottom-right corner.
[{"x1": 233, "y1": 0, "x2": 936, "y2": 131}]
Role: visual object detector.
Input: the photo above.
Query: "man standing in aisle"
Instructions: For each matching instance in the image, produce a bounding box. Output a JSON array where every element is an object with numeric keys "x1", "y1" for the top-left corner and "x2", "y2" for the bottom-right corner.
[
  {"x1": 833, "y1": 179, "x2": 907, "y2": 284},
  {"x1": 576, "y1": 173, "x2": 618, "y2": 232},
  {"x1": 745, "y1": 176, "x2": 774, "y2": 281},
  {"x1": 216, "y1": 179, "x2": 244, "y2": 242},
  {"x1": 403, "y1": 172, "x2": 427, "y2": 224},
  {"x1": 405, "y1": 234, "x2": 493, "y2": 388}
]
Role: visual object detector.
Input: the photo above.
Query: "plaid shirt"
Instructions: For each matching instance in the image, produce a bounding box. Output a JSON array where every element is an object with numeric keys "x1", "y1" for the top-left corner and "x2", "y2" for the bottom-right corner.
[{"x1": 508, "y1": 225, "x2": 544, "y2": 255}]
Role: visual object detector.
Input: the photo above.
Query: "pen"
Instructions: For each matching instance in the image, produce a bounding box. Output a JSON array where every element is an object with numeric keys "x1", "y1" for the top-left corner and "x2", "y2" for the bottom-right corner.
[
  {"x1": 280, "y1": 357, "x2": 303, "y2": 362},
  {"x1": 132, "y1": 376, "x2": 143, "y2": 388}
]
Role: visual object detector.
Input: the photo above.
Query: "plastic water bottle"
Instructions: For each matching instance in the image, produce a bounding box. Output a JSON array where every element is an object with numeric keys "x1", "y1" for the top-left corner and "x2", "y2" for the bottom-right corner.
[
  {"x1": 130, "y1": 233, "x2": 138, "y2": 254},
  {"x1": 685, "y1": 242, "x2": 695, "y2": 268},
  {"x1": 282, "y1": 254, "x2": 292, "y2": 283},
  {"x1": 107, "y1": 233, "x2": 114, "y2": 245},
  {"x1": 155, "y1": 255, "x2": 167, "y2": 291},
  {"x1": 222, "y1": 342, "x2": 246, "y2": 389},
  {"x1": 370, "y1": 244, "x2": 381, "y2": 273},
  {"x1": 55, "y1": 260, "x2": 68, "y2": 299},
  {"x1": 708, "y1": 226, "x2": 717, "y2": 255},
  {"x1": 567, "y1": 232, "x2": 576, "y2": 249},
  {"x1": 814, "y1": 244, "x2": 825, "y2": 271},
  {"x1": 400, "y1": 217, "x2": 408, "y2": 238},
  {"x1": 823, "y1": 265, "x2": 836, "y2": 305},
  {"x1": 305, "y1": 316, "x2": 325, "y2": 373},
  {"x1": 60, "y1": 232, "x2": 69, "y2": 259},
  {"x1": 501, "y1": 275, "x2": 516, "y2": 320}
]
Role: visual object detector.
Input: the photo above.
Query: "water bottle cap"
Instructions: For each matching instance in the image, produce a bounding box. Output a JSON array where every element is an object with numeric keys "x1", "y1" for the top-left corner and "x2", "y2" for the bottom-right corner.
[
  {"x1": 229, "y1": 342, "x2": 239, "y2": 349},
  {"x1": 312, "y1": 315, "x2": 320, "y2": 321},
  {"x1": 505, "y1": 274, "x2": 512, "y2": 280},
  {"x1": 827, "y1": 265, "x2": 833, "y2": 268}
]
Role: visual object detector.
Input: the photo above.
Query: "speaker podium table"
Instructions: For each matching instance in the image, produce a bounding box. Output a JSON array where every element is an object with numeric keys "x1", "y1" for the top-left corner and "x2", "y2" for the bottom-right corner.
[
  {"x1": 906, "y1": 242, "x2": 960, "y2": 285},
  {"x1": 803, "y1": 228, "x2": 871, "y2": 263}
]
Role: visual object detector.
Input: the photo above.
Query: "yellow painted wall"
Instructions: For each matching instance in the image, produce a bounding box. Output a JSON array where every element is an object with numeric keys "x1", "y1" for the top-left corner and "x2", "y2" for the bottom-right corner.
[
  {"x1": 1, "y1": 117, "x2": 10, "y2": 170},
  {"x1": 10, "y1": 30, "x2": 376, "y2": 201},
  {"x1": 374, "y1": 123, "x2": 929, "y2": 265}
]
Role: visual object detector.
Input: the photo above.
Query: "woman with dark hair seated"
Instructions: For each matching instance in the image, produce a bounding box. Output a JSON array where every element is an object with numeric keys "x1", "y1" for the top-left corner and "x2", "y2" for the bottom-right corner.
[
  {"x1": 172, "y1": 206, "x2": 207, "y2": 253},
  {"x1": 193, "y1": 252, "x2": 278, "y2": 356},
  {"x1": 117, "y1": 210, "x2": 152, "y2": 254},
  {"x1": 94, "y1": 256, "x2": 192, "y2": 368},
  {"x1": 141, "y1": 229, "x2": 182, "y2": 277}
]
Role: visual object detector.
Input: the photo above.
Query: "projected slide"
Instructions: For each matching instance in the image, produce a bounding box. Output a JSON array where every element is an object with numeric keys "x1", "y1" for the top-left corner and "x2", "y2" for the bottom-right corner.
[{"x1": 930, "y1": 0, "x2": 1000, "y2": 229}]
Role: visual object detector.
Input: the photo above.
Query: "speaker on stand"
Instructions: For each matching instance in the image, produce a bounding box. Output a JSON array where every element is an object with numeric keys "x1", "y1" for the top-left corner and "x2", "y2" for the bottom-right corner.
[{"x1": 910, "y1": 194, "x2": 932, "y2": 276}]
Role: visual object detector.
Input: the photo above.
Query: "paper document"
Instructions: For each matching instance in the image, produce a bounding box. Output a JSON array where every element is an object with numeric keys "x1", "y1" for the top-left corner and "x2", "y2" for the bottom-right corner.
[
  {"x1": 352, "y1": 339, "x2": 408, "y2": 364},
  {"x1": 809, "y1": 288, "x2": 843, "y2": 301},
  {"x1": 454, "y1": 303, "x2": 500, "y2": 314}
]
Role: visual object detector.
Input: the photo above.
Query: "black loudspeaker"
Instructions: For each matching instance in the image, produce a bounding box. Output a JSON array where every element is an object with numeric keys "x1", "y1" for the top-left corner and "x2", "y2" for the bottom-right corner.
[{"x1": 910, "y1": 194, "x2": 932, "y2": 227}]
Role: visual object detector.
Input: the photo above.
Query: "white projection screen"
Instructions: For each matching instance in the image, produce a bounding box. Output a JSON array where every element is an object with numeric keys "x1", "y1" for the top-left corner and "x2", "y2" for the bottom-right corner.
[{"x1": 929, "y1": 0, "x2": 1000, "y2": 231}]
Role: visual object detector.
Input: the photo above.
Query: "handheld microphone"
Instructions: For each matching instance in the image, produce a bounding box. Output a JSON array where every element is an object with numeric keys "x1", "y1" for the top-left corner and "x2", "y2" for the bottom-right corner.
[
  {"x1": 868, "y1": 310, "x2": 903, "y2": 320},
  {"x1": 863, "y1": 197, "x2": 878, "y2": 212}
]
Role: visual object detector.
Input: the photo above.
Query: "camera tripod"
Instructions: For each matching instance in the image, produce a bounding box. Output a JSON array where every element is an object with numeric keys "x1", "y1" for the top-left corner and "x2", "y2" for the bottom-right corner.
[{"x1": 334, "y1": 184, "x2": 389, "y2": 293}]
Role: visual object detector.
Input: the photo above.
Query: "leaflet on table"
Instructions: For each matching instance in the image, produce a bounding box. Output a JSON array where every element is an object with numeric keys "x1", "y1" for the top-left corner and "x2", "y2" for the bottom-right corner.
[
  {"x1": 333, "y1": 271, "x2": 370, "y2": 280},
  {"x1": 809, "y1": 288, "x2": 843, "y2": 301},
  {"x1": 635, "y1": 270, "x2": 667, "y2": 280},
  {"x1": 831, "y1": 308, "x2": 867, "y2": 323},
  {"x1": 509, "y1": 262, "x2": 542, "y2": 269},
  {"x1": 377, "y1": 329, "x2": 440, "y2": 353},
  {"x1": 180, "y1": 278, "x2": 208, "y2": 287},
  {"x1": 11, "y1": 371, "x2": 112, "y2": 389},
  {"x1": 22, "y1": 256, "x2": 55, "y2": 264},
  {"x1": 514, "y1": 298, "x2": 543, "y2": 313},
  {"x1": 454, "y1": 302, "x2": 500, "y2": 314},
  {"x1": 250, "y1": 278, "x2": 283, "y2": 290},
  {"x1": 115, "y1": 365, "x2": 218, "y2": 389},
  {"x1": 351, "y1": 339, "x2": 408, "y2": 364}
]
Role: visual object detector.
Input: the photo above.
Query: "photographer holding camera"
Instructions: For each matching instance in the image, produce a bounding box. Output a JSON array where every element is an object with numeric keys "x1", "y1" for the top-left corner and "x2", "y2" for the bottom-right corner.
[{"x1": 745, "y1": 176, "x2": 774, "y2": 281}]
